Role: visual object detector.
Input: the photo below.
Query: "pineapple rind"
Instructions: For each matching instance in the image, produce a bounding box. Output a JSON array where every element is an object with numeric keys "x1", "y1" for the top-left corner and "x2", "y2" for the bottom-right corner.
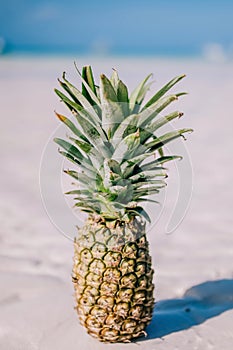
[{"x1": 72, "y1": 216, "x2": 154, "y2": 343}]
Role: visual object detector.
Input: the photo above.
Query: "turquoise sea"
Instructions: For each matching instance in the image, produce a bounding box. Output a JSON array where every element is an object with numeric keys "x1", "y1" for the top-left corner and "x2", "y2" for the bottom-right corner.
[{"x1": 1, "y1": 0, "x2": 233, "y2": 58}]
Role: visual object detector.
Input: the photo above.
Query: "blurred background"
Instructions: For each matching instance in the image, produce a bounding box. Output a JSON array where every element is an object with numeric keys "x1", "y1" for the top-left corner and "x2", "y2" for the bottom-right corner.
[
  {"x1": 1, "y1": 1, "x2": 233, "y2": 349},
  {"x1": 1, "y1": 0, "x2": 233, "y2": 61}
]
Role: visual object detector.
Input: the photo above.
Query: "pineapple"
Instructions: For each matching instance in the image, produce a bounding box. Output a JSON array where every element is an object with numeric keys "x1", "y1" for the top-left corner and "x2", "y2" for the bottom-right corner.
[{"x1": 54, "y1": 65, "x2": 192, "y2": 343}]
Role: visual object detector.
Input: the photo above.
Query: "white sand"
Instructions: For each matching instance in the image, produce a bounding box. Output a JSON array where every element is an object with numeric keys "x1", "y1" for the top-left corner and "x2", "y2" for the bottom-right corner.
[{"x1": 0, "y1": 56, "x2": 233, "y2": 349}]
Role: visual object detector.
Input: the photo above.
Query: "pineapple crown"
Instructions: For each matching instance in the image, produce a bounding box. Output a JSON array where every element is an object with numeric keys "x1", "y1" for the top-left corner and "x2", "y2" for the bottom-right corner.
[{"x1": 54, "y1": 65, "x2": 193, "y2": 223}]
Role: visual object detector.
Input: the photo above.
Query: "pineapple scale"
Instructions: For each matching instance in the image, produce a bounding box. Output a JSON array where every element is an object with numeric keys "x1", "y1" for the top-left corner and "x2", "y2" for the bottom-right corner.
[{"x1": 72, "y1": 216, "x2": 154, "y2": 343}]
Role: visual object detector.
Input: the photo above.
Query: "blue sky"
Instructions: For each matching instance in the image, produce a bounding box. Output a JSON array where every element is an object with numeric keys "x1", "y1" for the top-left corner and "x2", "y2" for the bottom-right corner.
[{"x1": 1, "y1": 0, "x2": 233, "y2": 55}]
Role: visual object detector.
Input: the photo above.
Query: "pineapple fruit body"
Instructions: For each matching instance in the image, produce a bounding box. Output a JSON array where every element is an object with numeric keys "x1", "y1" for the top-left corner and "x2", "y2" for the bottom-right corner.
[
  {"x1": 54, "y1": 65, "x2": 192, "y2": 342},
  {"x1": 73, "y1": 216, "x2": 154, "y2": 343}
]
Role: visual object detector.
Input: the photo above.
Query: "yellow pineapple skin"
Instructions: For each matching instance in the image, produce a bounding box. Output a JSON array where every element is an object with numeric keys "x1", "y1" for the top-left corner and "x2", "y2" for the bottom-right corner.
[{"x1": 72, "y1": 216, "x2": 154, "y2": 343}]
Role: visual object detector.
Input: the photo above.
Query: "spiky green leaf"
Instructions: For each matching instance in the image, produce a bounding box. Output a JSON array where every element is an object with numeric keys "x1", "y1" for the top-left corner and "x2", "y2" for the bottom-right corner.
[
  {"x1": 140, "y1": 156, "x2": 182, "y2": 172},
  {"x1": 137, "y1": 94, "x2": 178, "y2": 129},
  {"x1": 145, "y1": 129, "x2": 193, "y2": 151},
  {"x1": 100, "y1": 74, "x2": 124, "y2": 138},
  {"x1": 74, "y1": 64, "x2": 100, "y2": 107},
  {"x1": 54, "y1": 138, "x2": 84, "y2": 163},
  {"x1": 110, "y1": 69, "x2": 120, "y2": 92},
  {"x1": 55, "y1": 112, "x2": 89, "y2": 143},
  {"x1": 55, "y1": 88, "x2": 82, "y2": 112},
  {"x1": 129, "y1": 74, "x2": 153, "y2": 113},
  {"x1": 61, "y1": 73, "x2": 100, "y2": 123},
  {"x1": 128, "y1": 207, "x2": 151, "y2": 223},
  {"x1": 141, "y1": 111, "x2": 184, "y2": 143},
  {"x1": 143, "y1": 74, "x2": 186, "y2": 110}
]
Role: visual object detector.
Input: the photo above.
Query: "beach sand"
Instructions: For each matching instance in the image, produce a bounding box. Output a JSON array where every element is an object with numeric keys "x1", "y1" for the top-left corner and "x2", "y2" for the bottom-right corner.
[{"x1": 0, "y1": 56, "x2": 233, "y2": 349}]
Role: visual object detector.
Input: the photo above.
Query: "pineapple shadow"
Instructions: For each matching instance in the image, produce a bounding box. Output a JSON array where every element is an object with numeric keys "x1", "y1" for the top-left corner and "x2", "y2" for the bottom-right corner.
[{"x1": 144, "y1": 279, "x2": 233, "y2": 340}]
